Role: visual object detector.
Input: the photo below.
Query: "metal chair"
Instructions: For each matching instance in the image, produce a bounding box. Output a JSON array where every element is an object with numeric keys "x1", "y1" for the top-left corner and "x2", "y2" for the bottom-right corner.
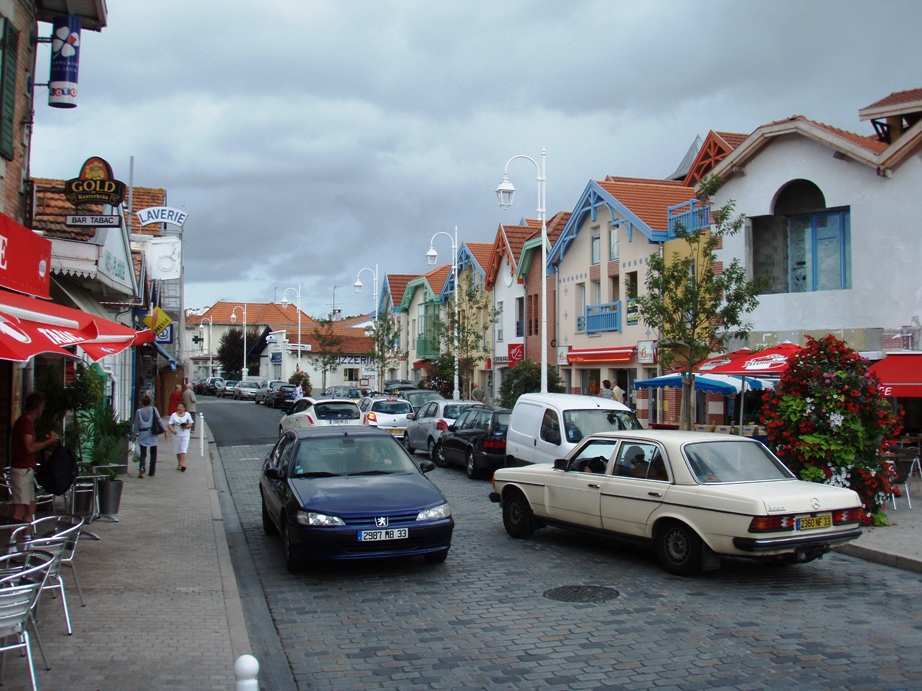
[{"x1": 0, "y1": 550, "x2": 56, "y2": 682}]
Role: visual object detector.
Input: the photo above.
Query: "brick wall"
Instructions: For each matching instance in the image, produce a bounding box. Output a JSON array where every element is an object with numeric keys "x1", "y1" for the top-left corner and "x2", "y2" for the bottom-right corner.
[{"x1": 0, "y1": 7, "x2": 36, "y2": 224}]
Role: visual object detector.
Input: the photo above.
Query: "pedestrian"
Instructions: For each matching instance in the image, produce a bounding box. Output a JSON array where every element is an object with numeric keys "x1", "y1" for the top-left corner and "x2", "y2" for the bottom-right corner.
[
  {"x1": 168, "y1": 383, "x2": 183, "y2": 416},
  {"x1": 472, "y1": 385, "x2": 485, "y2": 403},
  {"x1": 613, "y1": 381, "x2": 625, "y2": 405},
  {"x1": 169, "y1": 401, "x2": 194, "y2": 472},
  {"x1": 600, "y1": 380, "x2": 615, "y2": 400},
  {"x1": 131, "y1": 394, "x2": 166, "y2": 479},
  {"x1": 182, "y1": 383, "x2": 198, "y2": 432},
  {"x1": 10, "y1": 392, "x2": 59, "y2": 522},
  {"x1": 292, "y1": 382, "x2": 304, "y2": 403}
]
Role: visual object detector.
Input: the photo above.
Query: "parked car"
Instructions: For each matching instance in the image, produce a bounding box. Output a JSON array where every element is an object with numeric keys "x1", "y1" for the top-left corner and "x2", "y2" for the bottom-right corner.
[
  {"x1": 267, "y1": 384, "x2": 298, "y2": 409},
  {"x1": 404, "y1": 400, "x2": 484, "y2": 461},
  {"x1": 437, "y1": 408, "x2": 512, "y2": 479},
  {"x1": 279, "y1": 398, "x2": 363, "y2": 435},
  {"x1": 359, "y1": 396, "x2": 414, "y2": 438},
  {"x1": 383, "y1": 380, "x2": 417, "y2": 393},
  {"x1": 505, "y1": 393, "x2": 641, "y2": 466},
  {"x1": 234, "y1": 381, "x2": 259, "y2": 400},
  {"x1": 321, "y1": 385, "x2": 364, "y2": 400},
  {"x1": 490, "y1": 430, "x2": 864, "y2": 576},
  {"x1": 204, "y1": 377, "x2": 225, "y2": 396},
  {"x1": 191, "y1": 379, "x2": 206, "y2": 395},
  {"x1": 255, "y1": 380, "x2": 286, "y2": 405},
  {"x1": 217, "y1": 380, "x2": 239, "y2": 398},
  {"x1": 396, "y1": 389, "x2": 444, "y2": 413},
  {"x1": 259, "y1": 427, "x2": 453, "y2": 570}
]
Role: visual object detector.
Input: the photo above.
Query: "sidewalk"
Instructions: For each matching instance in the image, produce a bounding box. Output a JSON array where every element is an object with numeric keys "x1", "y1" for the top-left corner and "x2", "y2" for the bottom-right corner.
[
  {"x1": 836, "y1": 491, "x2": 922, "y2": 573},
  {"x1": 3, "y1": 424, "x2": 249, "y2": 691}
]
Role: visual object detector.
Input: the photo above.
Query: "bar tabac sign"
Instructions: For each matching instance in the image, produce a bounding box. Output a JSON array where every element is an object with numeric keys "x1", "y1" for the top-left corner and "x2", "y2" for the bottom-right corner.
[{"x1": 64, "y1": 157, "x2": 127, "y2": 207}]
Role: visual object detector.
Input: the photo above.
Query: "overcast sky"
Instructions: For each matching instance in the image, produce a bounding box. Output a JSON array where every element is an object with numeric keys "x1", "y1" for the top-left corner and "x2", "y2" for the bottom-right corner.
[{"x1": 30, "y1": 0, "x2": 922, "y2": 319}]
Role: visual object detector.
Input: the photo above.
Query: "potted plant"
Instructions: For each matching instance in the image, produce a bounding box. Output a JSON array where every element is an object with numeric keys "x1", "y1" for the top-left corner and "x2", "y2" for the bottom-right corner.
[{"x1": 82, "y1": 405, "x2": 132, "y2": 516}]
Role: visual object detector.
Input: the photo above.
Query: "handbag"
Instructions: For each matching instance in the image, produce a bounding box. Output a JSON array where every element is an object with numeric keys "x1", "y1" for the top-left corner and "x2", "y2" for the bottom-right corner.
[{"x1": 151, "y1": 409, "x2": 166, "y2": 435}]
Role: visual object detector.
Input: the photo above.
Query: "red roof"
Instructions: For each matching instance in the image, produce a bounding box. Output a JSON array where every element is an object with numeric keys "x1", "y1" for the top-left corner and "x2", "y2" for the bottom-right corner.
[
  {"x1": 862, "y1": 88, "x2": 922, "y2": 111},
  {"x1": 385, "y1": 274, "x2": 418, "y2": 306},
  {"x1": 464, "y1": 241, "x2": 493, "y2": 270},
  {"x1": 187, "y1": 301, "x2": 314, "y2": 328},
  {"x1": 762, "y1": 115, "x2": 888, "y2": 154},
  {"x1": 596, "y1": 178, "x2": 696, "y2": 231}
]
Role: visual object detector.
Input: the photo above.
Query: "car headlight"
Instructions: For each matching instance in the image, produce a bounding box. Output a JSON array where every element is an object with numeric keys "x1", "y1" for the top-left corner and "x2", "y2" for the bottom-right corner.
[
  {"x1": 416, "y1": 503, "x2": 451, "y2": 521},
  {"x1": 296, "y1": 510, "x2": 345, "y2": 526}
]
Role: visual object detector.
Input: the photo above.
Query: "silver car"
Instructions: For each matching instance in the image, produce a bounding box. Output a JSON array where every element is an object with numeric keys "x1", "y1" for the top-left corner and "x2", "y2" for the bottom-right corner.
[
  {"x1": 361, "y1": 397, "x2": 414, "y2": 438},
  {"x1": 279, "y1": 398, "x2": 363, "y2": 435},
  {"x1": 404, "y1": 399, "x2": 484, "y2": 460}
]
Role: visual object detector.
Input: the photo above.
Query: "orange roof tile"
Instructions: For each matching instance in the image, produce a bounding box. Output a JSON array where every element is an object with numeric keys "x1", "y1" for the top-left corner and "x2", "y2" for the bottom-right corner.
[
  {"x1": 595, "y1": 179, "x2": 695, "y2": 231},
  {"x1": 384, "y1": 274, "x2": 418, "y2": 306},
  {"x1": 464, "y1": 241, "x2": 493, "y2": 271},
  {"x1": 525, "y1": 212, "x2": 570, "y2": 244},
  {"x1": 424, "y1": 264, "x2": 451, "y2": 294},
  {"x1": 714, "y1": 131, "x2": 749, "y2": 149},
  {"x1": 862, "y1": 88, "x2": 922, "y2": 111},
  {"x1": 762, "y1": 115, "x2": 888, "y2": 154},
  {"x1": 187, "y1": 301, "x2": 314, "y2": 328}
]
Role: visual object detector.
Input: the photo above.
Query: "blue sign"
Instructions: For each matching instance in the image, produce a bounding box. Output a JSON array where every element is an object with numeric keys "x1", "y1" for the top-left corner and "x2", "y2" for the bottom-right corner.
[
  {"x1": 270, "y1": 352, "x2": 282, "y2": 363},
  {"x1": 155, "y1": 324, "x2": 174, "y2": 344},
  {"x1": 49, "y1": 15, "x2": 81, "y2": 108}
]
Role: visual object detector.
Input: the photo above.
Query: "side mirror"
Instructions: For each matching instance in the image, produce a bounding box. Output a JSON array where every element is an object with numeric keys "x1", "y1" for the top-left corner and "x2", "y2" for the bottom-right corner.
[
  {"x1": 447, "y1": 424, "x2": 456, "y2": 432},
  {"x1": 418, "y1": 460, "x2": 436, "y2": 473},
  {"x1": 407, "y1": 413, "x2": 415, "y2": 420},
  {"x1": 553, "y1": 458, "x2": 569, "y2": 471},
  {"x1": 265, "y1": 467, "x2": 283, "y2": 481}
]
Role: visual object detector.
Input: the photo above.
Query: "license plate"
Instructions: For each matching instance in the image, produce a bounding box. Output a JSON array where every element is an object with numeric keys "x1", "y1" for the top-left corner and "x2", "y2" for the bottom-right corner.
[
  {"x1": 796, "y1": 515, "x2": 832, "y2": 531},
  {"x1": 358, "y1": 528, "x2": 408, "y2": 542},
  {"x1": 386, "y1": 428, "x2": 404, "y2": 436}
]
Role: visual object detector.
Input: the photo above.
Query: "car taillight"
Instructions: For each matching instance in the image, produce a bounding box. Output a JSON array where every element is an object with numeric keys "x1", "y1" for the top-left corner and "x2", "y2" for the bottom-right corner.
[
  {"x1": 748, "y1": 515, "x2": 795, "y2": 532},
  {"x1": 436, "y1": 419, "x2": 448, "y2": 431},
  {"x1": 832, "y1": 507, "x2": 863, "y2": 525},
  {"x1": 483, "y1": 439, "x2": 505, "y2": 450},
  {"x1": 367, "y1": 412, "x2": 377, "y2": 422},
  {"x1": 306, "y1": 415, "x2": 315, "y2": 426}
]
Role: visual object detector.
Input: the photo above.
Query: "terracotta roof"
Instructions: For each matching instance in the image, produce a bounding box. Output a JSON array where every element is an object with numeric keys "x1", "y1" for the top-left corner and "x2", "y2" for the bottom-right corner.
[
  {"x1": 187, "y1": 301, "x2": 315, "y2": 328},
  {"x1": 683, "y1": 130, "x2": 752, "y2": 187},
  {"x1": 763, "y1": 115, "x2": 888, "y2": 154},
  {"x1": 505, "y1": 219, "x2": 541, "y2": 260},
  {"x1": 526, "y1": 212, "x2": 570, "y2": 244},
  {"x1": 128, "y1": 187, "x2": 168, "y2": 235},
  {"x1": 862, "y1": 88, "x2": 922, "y2": 111},
  {"x1": 714, "y1": 131, "x2": 749, "y2": 149},
  {"x1": 384, "y1": 274, "x2": 418, "y2": 306},
  {"x1": 424, "y1": 264, "x2": 451, "y2": 294},
  {"x1": 464, "y1": 241, "x2": 493, "y2": 271},
  {"x1": 288, "y1": 324, "x2": 373, "y2": 354},
  {"x1": 595, "y1": 179, "x2": 695, "y2": 231},
  {"x1": 334, "y1": 313, "x2": 374, "y2": 327}
]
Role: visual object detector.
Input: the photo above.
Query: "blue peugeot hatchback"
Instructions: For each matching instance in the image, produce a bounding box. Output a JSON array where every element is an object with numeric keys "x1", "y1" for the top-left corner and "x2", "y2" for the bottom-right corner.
[{"x1": 259, "y1": 426, "x2": 454, "y2": 571}]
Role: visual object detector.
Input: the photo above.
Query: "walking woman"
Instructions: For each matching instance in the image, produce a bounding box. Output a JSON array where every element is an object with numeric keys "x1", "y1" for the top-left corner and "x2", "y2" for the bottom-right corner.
[
  {"x1": 169, "y1": 401, "x2": 194, "y2": 471},
  {"x1": 131, "y1": 394, "x2": 166, "y2": 479}
]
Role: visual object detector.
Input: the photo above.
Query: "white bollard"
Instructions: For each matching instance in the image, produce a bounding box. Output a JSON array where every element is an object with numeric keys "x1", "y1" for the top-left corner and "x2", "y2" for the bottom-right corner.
[
  {"x1": 234, "y1": 654, "x2": 259, "y2": 690},
  {"x1": 200, "y1": 412, "x2": 205, "y2": 455}
]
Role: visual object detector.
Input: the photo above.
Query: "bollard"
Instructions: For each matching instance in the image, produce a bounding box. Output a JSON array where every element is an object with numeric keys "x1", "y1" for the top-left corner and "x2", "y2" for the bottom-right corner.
[
  {"x1": 200, "y1": 411, "x2": 205, "y2": 455},
  {"x1": 234, "y1": 654, "x2": 259, "y2": 690}
]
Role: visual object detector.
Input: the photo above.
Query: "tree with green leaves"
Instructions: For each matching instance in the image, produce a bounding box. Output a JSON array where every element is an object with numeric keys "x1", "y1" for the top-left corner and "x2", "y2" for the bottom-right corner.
[
  {"x1": 634, "y1": 176, "x2": 767, "y2": 429},
  {"x1": 430, "y1": 273, "x2": 501, "y2": 397},
  {"x1": 308, "y1": 317, "x2": 343, "y2": 391},
  {"x1": 217, "y1": 326, "x2": 261, "y2": 379},
  {"x1": 498, "y1": 359, "x2": 564, "y2": 409},
  {"x1": 366, "y1": 308, "x2": 402, "y2": 388}
]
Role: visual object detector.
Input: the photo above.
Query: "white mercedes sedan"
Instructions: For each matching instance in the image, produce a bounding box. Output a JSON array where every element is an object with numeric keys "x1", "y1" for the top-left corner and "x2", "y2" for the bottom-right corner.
[{"x1": 489, "y1": 430, "x2": 863, "y2": 576}]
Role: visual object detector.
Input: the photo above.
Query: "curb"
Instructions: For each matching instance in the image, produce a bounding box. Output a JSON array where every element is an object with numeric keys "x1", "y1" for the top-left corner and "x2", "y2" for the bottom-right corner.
[{"x1": 836, "y1": 543, "x2": 922, "y2": 574}]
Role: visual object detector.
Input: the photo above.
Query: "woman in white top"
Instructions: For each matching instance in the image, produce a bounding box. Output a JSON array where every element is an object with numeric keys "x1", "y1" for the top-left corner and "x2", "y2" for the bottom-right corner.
[{"x1": 168, "y1": 401, "x2": 194, "y2": 472}]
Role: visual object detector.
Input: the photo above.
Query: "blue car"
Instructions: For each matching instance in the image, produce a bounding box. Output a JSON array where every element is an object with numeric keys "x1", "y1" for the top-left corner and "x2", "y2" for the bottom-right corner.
[{"x1": 259, "y1": 426, "x2": 453, "y2": 571}]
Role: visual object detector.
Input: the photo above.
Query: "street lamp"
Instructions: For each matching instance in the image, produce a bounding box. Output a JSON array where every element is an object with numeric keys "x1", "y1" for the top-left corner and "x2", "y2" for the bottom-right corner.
[
  {"x1": 281, "y1": 284, "x2": 302, "y2": 369},
  {"x1": 353, "y1": 263, "x2": 379, "y2": 321},
  {"x1": 497, "y1": 147, "x2": 548, "y2": 393},
  {"x1": 199, "y1": 314, "x2": 214, "y2": 376},
  {"x1": 426, "y1": 227, "x2": 460, "y2": 401},
  {"x1": 230, "y1": 304, "x2": 247, "y2": 378}
]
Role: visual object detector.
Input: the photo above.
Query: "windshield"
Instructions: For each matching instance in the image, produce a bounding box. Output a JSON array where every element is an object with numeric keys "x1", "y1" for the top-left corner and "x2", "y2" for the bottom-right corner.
[
  {"x1": 443, "y1": 404, "x2": 478, "y2": 419},
  {"x1": 239, "y1": 382, "x2": 257, "y2": 389},
  {"x1": 291, "y1": 436, "x2": 419, "y2": 476},
  {"x1": 372, "y1": 401, "x2": 413, "y2": 415},
  {"x1": 314, "y1": 402, "x2": 361, "y2": 421},
  {"x1": 493, "y1": 413, "x2": 510, "y2": 434},
  {"x1": 406, "y1": 391, "x2": 443, "y2": 407},
  {"x1": 683, "y1": 440, "x2": 795, "y2": 483},
  {"x1": 562, "y1": 409, "x2": 642, "y2": 443}
]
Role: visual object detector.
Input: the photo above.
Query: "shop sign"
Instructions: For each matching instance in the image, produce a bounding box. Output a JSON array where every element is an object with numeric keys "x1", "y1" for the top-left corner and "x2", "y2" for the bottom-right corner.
[
  {"x1": 507, "y1": 343, "x2": 524, "y2": 365},
  {"x1": 155, "y1": 324, "x2": 174, "y2": 344},
  {"x1": 626, "y1": 298, "x2": 640, "y2": 327},
  {"x1": 0, "y1": 214, "x2": 51, "y2": 299},
  {"x1": 65, "y1": 215, "x2": 119, "y2": 227},
  {"x1": 49, "y1": 15, "x2": 81, "y2": 108},
  {"x1": 97, "y1": 228, "x2": 133, "y2": 291},
  {"x1": 557, "y1": 345, "x2": 570, "y2": 366},
  {"x1": 136, "y1": 206, "x2": 188, "y2": 228},
  {"x1": 64, "y1": 157, "x2": 127, "y2": 207},
  {"x1": 637, "y1": 340, "x2": 656, "y2": 365},
  {"x1": 142, "y1": 306, "x2": 172, "y2": 335}
]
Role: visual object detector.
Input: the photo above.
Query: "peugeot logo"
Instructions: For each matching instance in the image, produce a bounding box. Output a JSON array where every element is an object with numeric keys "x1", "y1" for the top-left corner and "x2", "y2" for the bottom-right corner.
[
  {"x1": 811, "y1": 497, "x2": 821, "y2": 511},
  {"x1": 375, "y1": 516, "x2": 388, "y2": 528}
]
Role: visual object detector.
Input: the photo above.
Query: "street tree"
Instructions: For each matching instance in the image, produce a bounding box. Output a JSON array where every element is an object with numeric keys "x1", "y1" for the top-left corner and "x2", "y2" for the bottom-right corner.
[
  {"x1": 634, "y1": 176, "x2": 767, "y2": 429},
  {"x1": 217, "y1": 326, "x2": 261, "y2": 379},
  {"x1": 308, "y1": 317, "x2": 343, "y2": 391},
  {"x1": 430, "y1": 273, "x2": 501, "y2": 397},
  {"x1": 365, "y1": 307, "x2": 402, "y2": 387},
  {"x1": 498, "y1": 359, "x2": 564, "y2": 409}
]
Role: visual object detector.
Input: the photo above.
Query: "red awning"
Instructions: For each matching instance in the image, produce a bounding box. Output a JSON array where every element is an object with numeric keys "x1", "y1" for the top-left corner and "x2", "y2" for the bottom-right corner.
[
  {"x1": 870, "y1": 353, "x2": 922, "y2": 397},
  {"x1": 412, "y1": 359, "x2": 431, "y2": 370},
  {"x1": 706, "y1": 343, "x2": 802, "y2": 377},
  {"x1": 0, "y1": 289, "x2": 154, "y2": 362},
  {"x1": 566, "y1": 346, "x2": 636, "y2": 365}
]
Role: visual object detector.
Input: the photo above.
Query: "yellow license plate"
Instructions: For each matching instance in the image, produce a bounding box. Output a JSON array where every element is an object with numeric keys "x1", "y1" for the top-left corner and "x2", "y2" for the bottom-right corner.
[{"x1": 796, "y1": 515, "x2": 832, "y2": 531}]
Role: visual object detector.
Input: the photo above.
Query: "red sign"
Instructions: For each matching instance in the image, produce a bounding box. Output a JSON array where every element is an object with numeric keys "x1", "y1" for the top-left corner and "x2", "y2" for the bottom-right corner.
[
  {"x1": 0, "y1": 214, "x2": 51, "y2": 299},
  {"x1": 508, "y1": 343, "x2": 524, "y2": 365}
]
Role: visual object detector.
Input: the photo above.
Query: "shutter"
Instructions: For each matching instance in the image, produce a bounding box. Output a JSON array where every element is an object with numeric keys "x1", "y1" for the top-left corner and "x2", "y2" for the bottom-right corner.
[{"x1": 0, "y1": 18, "x2": 19, "y2": 161}]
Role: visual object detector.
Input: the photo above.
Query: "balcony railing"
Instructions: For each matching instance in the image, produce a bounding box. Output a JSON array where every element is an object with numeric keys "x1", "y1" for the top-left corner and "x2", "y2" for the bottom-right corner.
[
  {"x1": 586, "y1": 301, "x2": 621, "y2": 334},
  {"x1": 667, "y1": 199, "x2": 710, "y2": 237},
  {"x1": 416, "y1": 336, "x2": 439, "y2": 360}
]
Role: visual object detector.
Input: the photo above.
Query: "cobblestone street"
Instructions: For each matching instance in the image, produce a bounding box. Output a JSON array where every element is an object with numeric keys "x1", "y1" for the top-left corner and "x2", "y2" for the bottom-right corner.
[{"x1": 218, "y1": 442, "x2": 922, "y2": 690}]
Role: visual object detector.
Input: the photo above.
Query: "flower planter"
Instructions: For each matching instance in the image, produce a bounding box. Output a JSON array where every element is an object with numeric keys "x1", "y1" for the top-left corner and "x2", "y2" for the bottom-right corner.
[{"x1": 97, "y1": 479, "x2": 123, "y2": 515}]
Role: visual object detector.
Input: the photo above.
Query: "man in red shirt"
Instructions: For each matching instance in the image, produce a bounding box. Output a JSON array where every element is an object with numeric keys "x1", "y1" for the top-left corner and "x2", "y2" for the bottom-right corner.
[
  {"x1": 10, "y1": 391, "x2": 59, "y2": 522},
  {"x1": 168, "y1": 384, "x2": 183, "y2": 416}
]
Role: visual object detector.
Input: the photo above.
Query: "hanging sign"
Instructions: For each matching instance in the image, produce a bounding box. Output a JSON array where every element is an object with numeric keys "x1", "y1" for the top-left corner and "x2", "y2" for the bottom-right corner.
[
  {"x1": 49, "y1": 15, "x2": 81, "y2": 108},
  {"x1": 136, "y1": 207, "x2": 188, "y2": 228},
  {"x1": 143, "y1": 306, "x2": 172, "y2": 335},
  {"x1": 0, "y1": 214, "x2": 51, "y2": 299},
  {"x1": 64, "y1": 157, "x2": 126, "y2": 207},
  {"x1": 65, "y1": 215, "x2": 120, "y2": 227}
]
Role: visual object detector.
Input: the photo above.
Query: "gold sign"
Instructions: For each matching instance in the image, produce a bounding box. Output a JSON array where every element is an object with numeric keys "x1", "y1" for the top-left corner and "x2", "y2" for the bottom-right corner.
[{"x1": 64, "y1": 157, "x2": 127, "y2": 207}]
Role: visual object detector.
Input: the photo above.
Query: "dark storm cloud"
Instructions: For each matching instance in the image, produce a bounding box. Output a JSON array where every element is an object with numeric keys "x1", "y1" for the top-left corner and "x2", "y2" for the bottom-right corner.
[{"x1": 30, "y1": 0, "x2": 922, "y2": 317}]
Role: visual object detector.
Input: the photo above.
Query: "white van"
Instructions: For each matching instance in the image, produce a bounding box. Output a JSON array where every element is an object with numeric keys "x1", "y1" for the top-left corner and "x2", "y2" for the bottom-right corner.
[{"x1": 505, "y1": 393, "x2": 641, "y2": 466}]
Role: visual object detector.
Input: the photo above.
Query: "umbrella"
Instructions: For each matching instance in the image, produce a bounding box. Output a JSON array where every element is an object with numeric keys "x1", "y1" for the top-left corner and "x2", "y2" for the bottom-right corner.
[
  {"x1": 635, "y1": 372, "x2": 773, "y2": 396},
  {"x1": 705, "y1": 342, "x2": 802, "y2": 377}
]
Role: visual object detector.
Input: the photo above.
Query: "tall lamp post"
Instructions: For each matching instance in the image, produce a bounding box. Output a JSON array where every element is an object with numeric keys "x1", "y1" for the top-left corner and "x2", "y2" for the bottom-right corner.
[
  {"x1": 355, "y1": 264, "x2": 380, "y2": 388},
  {"x1": 426, "y1": 227, "x2": 460, "y2": 401},
  {"x1": 199, "y1": 314, "x2": 214, "y2": 376},
  {"x1": 496, "y1": 147, "x2": 548, "y2": 393},
  {"x1": 230, "y1": 305, "x2": 247, "y2": 378},
  {"x1": 281, "y1": 284, "x2": 302, "y2": 370}
]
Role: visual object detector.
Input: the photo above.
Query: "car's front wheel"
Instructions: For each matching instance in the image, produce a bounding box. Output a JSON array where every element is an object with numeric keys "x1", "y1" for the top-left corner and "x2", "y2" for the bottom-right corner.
[
  {"x1": 261, "y1": 493, "x2": 276, "y2": 535},
  {"x1": 281, "y1": 521, "x2": 302, "y2": 572},
  {"x1": 502, "y1": 489, "x2": 535, "y2": 539},
  {"x1": 655, "y1": 520, "x2": 703, "y2": 577},
  {"x1": 404, "y1": 433, "x2": 414, "y2": 454},
  {"x1": 433, "y1": 441, "x2": 448, "y2": 468},
  {"x1": 466, "y1": 449, "x2": 480, "y2": 480}
]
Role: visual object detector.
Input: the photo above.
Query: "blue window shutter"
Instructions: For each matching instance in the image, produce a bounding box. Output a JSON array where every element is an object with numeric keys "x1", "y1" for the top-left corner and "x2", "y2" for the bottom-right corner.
[{"x1": 0, "y1": 19, "x2": 19, "y2": 161}]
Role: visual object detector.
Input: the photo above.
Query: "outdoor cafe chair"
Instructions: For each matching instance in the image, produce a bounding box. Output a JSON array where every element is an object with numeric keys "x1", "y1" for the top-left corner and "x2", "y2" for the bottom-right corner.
[{"x1": 0, "y1": 549, "x2": 56, "y2": 682}]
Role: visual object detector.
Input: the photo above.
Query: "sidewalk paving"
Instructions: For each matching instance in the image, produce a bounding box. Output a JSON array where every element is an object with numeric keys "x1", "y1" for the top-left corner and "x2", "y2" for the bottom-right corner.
[
  {"x1": 2, "y1": 424, "x2": 248, "y2": 691},
  {"x1": 836, "y1": 489, "x2": 922, "y2": 573}
]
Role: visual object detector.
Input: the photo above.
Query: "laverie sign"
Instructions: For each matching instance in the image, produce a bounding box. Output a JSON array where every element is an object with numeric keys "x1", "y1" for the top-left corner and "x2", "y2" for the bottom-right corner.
[{"x1": 136, "y1": 206, "x2": 188, "y2": 228}]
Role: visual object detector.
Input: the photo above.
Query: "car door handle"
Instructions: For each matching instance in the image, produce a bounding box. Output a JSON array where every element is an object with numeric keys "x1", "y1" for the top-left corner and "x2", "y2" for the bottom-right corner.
[
  {"x1": 587, "y1": 483, "x2": 600, "y2": 489},
  {"x1": 648, "y1": 491, "x2": 662, "y2": 497}
]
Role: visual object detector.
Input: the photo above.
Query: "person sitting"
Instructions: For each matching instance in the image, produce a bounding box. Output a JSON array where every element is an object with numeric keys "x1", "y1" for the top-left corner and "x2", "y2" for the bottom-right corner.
[{"x1": 584, "y1": 457, "x2": 607, "y2": 474}]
